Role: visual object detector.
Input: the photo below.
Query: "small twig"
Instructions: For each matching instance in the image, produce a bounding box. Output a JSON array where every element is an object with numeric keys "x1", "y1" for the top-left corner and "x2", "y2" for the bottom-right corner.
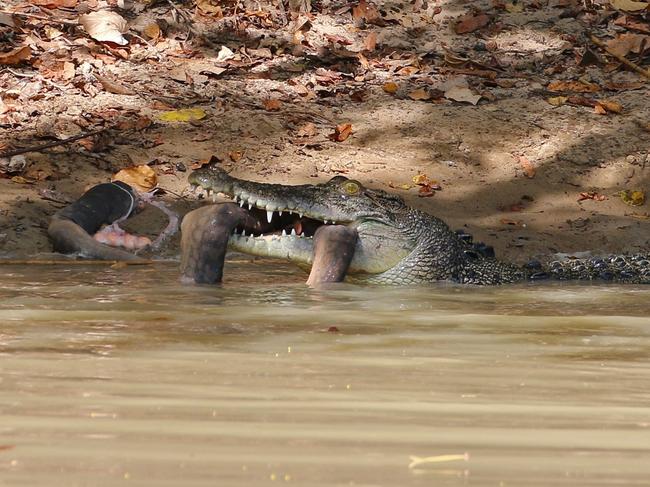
[
  {"x1": 590, "y1": 35, "x2": 650, "y2": 80},
  {"x1": 0, "y1": 9, "x2": 78, "y2": 25},
  {"x1": 0, "y1": 129, "x2": 106, "y2": 159}
]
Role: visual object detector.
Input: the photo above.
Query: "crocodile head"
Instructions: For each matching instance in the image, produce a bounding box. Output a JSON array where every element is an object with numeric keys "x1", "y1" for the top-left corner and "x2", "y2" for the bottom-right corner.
[
  {"x1": 187, "y1": 166, "x2": 529, "y2": 284},
  {"x1": 188, "y1": 165, "x2": 415, "y2": 277}
]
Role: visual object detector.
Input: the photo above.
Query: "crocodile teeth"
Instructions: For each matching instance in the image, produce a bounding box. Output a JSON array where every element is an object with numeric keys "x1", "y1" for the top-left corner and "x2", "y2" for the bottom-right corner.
[
  {"x1": 291, "y1": 228, "x2": 296, "y2": 236},
  {"x1": 248, "y1": 203, "x2": 253, "y2": 210},
  {"x1": 239, "y1": 199, "x2": 245, "y2": 207},
  {"x1": 324, "y1": 220, "x2": 329, "y2": 224},
  {"x1": 266, "y1": 210, "x2": 273, "y2": 223},
  {"x1": 282, "y1": 229, "x2": 287, "y2": 236},
  {"x1": 279, "y1": 210, "x2": 283, "y2": 216},
  {"x1": 299, "y1": 213, "x2": 303, "y2": 218},
  {"x1": 241, "y1": 230, "x2": 246, "y2": 236}
]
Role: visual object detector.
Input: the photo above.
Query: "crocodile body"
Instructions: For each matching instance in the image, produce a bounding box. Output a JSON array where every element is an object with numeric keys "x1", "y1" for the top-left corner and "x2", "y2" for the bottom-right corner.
[{"x1": 183, "y1": 166, "x2": 650, "y2": 285}]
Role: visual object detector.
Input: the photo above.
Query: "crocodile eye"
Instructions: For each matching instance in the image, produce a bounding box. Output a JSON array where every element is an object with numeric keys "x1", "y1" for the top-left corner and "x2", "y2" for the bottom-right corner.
[{"x1": 342, "y1": 181, "x2": 360, "y2": 195}]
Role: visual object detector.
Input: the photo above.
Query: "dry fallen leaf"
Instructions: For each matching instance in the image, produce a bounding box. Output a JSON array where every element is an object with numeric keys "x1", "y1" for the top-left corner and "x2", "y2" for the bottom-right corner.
[
  {"x1": 158, "y1": 108, "x2": 207, "y2": 122},
  {"x1": 263, "y1": 99, "x2": 282, "y2": 111},
  {"x1": 408, "y1": 88, "x2": 430, "y2": 101},
  {"x1": 383, "y1": 82, "x2": 399, "y2": 94},
  {"x1": 196, "y1": 0, "x2": 223, "y2": 16},
  {"x1": 79, "y1": 11, "x2": 128, "y2": 45},
  {"x1": 547, "y1": 80, "x2": 600, "y2": 93},
  {"x1": 505, "y1": 1, "x2": 524, "y2": 12},
  {"x1": 113, "y1": 165, "x2": 157, "y2": 192},
  {"x1": 229, "y1": 150, "x2": 243, "y2": 162},
  {"x1": 518, "y1": 155, "x2": 536, "y2": 178},
  {"x1": 0, "y1": 45, "x2": 31, "y2": 65},
  {"x1": 444, "y1": 86, "x2": 481, "y2": 105},
  {"x1": 143, "y1": 22, "x2": 162, "y2": 41},
  {"x1": 609, "y1": 0, "x2": 649, "y2": 11},
  {"x1": 619, "y1": 189, "x2": 646, "y2": 206},
  {"x1": 547, "y1": 95, "x2": 568, "y2": 106},
  {"x1": 215, "y1": 46, "x2": 235, "y2": 63},
  {"x1": 595, "y1": 99, "x2": 623, "y2": 114},
  {"x1": 32, "y1": 0, "x2": 77, "y2": 7},
  {"x1": 329, "y1": 123, "x2": 353, "y2": 142},
  {"x1": 352, "y1": 0, "x2": 381, "y2": 25},
  {"x1": 96, "y1": 74, "x2": 136, "y2": 95},
  {"x1": 295, "y1": 122, "x2": 317, "y2": 137},
  {"x1": 500, "y1": 218, "x2": 523, "y2": 226},
  {"x1": 454, "y1": 13, "x2": 490, "y2": 34},
  {"x1": 606, "y1": 33, "x2": 650, "y2": 57},
  {"x1": 11, "y1": 175, "x2": 35, "y2": 185},
  {"x1": 364, "y1": 32, "x2": 377, "y2": 51},
  {"x1": 578, "y1": 191, "x2": 607, "y2": 201},
  {"x1": 0, "y1": 12, "x2": 15, "y2": 28},
  {"x1": 593, "y1": 103, "x2": 607, "y2": 115}
]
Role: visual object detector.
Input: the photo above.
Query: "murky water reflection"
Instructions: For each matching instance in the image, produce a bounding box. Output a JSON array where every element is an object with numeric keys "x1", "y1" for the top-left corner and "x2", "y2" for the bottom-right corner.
[{"x1": 1, "y1": 261, "x2": 650, "y2": 486}]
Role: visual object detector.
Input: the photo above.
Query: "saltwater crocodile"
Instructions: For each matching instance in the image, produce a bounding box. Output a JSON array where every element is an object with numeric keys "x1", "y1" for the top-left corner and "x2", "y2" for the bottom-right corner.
[{"x1": 181, "y1": 165, "x2": 650, "y2": 285}]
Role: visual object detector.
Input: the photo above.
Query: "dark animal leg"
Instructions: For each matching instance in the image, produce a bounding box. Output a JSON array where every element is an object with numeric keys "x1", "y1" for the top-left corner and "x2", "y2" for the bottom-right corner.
[
  {"x1": 180, "y1": 203, "x2": 248, "y2": 284},
  {"x1": 307, "y1": 225, "x2": 358, "y2": 287},
  {"x1": 48, "y1": 217, "x2": 144, "y2": 261}
]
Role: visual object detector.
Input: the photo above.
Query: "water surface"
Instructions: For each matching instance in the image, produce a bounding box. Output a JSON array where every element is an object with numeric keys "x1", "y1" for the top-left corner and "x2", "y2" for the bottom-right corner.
[{"x1": 1, "y1": 261, "x2": 649, "y2": 486}]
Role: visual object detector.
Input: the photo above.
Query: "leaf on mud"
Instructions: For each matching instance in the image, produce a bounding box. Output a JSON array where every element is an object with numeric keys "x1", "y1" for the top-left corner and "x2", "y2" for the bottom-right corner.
[
  {"x1": 593, "y1": 103, "x2": 607, "y2": 115},
  {"x1": 295, "y1": 122, "x2": 317, "y2": 137},
  {"x1": 547, "y1": 95, "x2": 568, "y2": 106},
  {"x1": 408, "y1": 88, "x2": 430, "y2": 101},
  {"x1": 215, "y1": 46, "x2": 235, "y2": 63},
  {"x1": 606, "y1": 33, "x2": 650, "y2": 57},
  {"x1": 518, "y1": 155, "x2": 536, "y2": 178},
  {"x1": 547, "y1": 80, "x2": 600, "y2": 93},
  {"x1": 609, "y1": 0, "x2": 649, "y2": 11},
  {"x1": 79, "y1": 11, "x2": 128, "y2": 46},
  {"x1": 0, "y1": 45, "x2": 31, "y2": 65},
  {"x1": 229, "y1": 150, "x2": 243, "y2": 162},
  {"x1": 329, "y1": 123, "x2": 353, "y2": 142},
  {"x1": 454, "y1": 13, "x2": 490, "y2": 34},
  {"x1": 158, "y1": 108, "x2": 207, "y2": 122},
  {"x1": 603, "y1": 80, "x2": 645, "y2": 90},
  {"x1": 619, "y1": 189, "x2": 646, "y2": 206},
  {"x1": 578, "y1": 191, "x2": 607, "y2": 201},
  {"x1": 388, "y1": 181, "x2": 413, "y2": 190},
  {"x1": 383, "y1": 82, "x2": 399, "y2": 94},
  {"x1": 595, "y1": 99, "x2": 623, "y2": 114},
  {"x1": 113, "y1": 165, "x2": 157, "y2": 192},
  {"x1": 412, "y1": 173, "x2": 441, "y2": 196},
  {"x1": 613, "y1": 15, "x2": 650, "y2": 34},
  {"x1": 11, "y1": 175, "x2": 36, "y2": 184},
  {"x1": 444, "y1": 86, "x2": 481, "y2": 105},
  {"x1": 263, "y1": 98, "x2": 282, "y2": 111}
]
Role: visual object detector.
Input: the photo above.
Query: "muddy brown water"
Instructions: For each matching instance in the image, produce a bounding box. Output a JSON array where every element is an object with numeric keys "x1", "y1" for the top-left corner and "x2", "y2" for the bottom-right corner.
[{"x1": 1, "y1": 261, "x2": 649, "y2": 486}]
